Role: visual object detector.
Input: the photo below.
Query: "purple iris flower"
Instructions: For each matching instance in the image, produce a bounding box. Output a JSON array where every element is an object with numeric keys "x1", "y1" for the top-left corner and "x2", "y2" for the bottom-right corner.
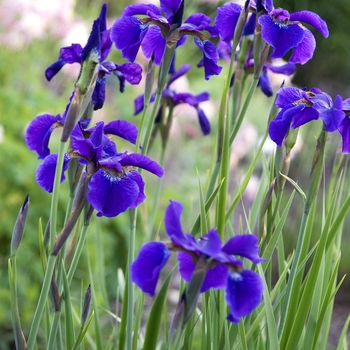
[
  {"x1": 131, "y1": 200, "x2": 265, "y2": 323},
  {"x1": 258, "y1": 8, "x2": 329, "y2": 65},
  {"x1": 45, "y1": 4, "x2": 142, "y2": 110},
  {"x1": 338, "y1": 98, "x2": 350, "y2": 154},
  {"x1": 35, "y1": 120, "x2": 163, "y2": 217},
  {"x1": 134, "y1": 64, "x2": 211, "y2": 135},
  {"x1": 110, "y1": 0, "x2": 222, "y2": 80},
  {"x1": 269, "y1": 87, "x2": 345, "y2": 146}
]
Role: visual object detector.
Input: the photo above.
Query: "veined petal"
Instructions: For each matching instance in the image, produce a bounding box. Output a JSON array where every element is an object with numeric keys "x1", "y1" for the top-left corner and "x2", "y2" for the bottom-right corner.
[
  {"x1": 275, "y1": 87, "x2": 304, "y2": 107},
  {"x1": 104, "y1": 120, "x2": 138, "y2": 144},
  {"x1": 269, "y1": 104, "x2": 304, "y2": 146},
  {"x1": 290, "y1": 10, "x2": 329, "y2": 38},
  {"x1": 225, "y1": 270, "x2": 264, "y2": 323},
  {"x1": 122, "y1": 3, "x2": 161, "y2": 16},
  {"x1": 25, "y1": 114, "x2": 62, "y2": 159},
  {"x1": 312, "y1": 94, "x2": 345, "y2": 132},
  {"x1": 141, "y1": 26, "x2": 166, "y2": 65},
  {"x1": 88, "y1": 169, "x2": 140, "y2": 217},
  {"x1": 114, "y1": 63, "x2": 142, "y2": 85},
  {"x1": 111, "y1": 16, "x2": 149, "y2": 62},
  {"x1": 164, "y1": 200, "x2": 185, "y2": 240},
  {"x1": 127, "y1": 170, "x2": 146, "y2": 208},
  {"x1": 131, "y1": 242, "x2": 171, "y2": 296},
  {"x1": 289, "y1": 28, "x2": 316, "y2": 65},
  {"x1": 119, "y1": 153, "x2": 163, "y2": 177},
  {"x1": 222, "y1": 234, "x2": 265, "y2": 264},
  {"x1": 36, "y1": 154, "x2": 71, "y2": 193},
  {"x1": 45, "y1": 44, "x2": 83, "y2": 80},
  {"x1": 101, "y1": 29, "x2": 113, "y2": 62},
  {"x1": 215, "y1": 2, "x2": 242, "y2": 43},
  {"x1": 160, "y1": 0, "x2": 182, "y2": 19},
  {"x1": 258, "y1": 15, "x2": 304, "y2": 58},
  {"x1": 197, "y1": 229, "x2": 222, "y2": 256},
  {"x1": 184, "y1": 13, "x2": 212, "y2": 31},
  {"x1": 291, "y1": 104, "x2": 319, "y2": 128}
]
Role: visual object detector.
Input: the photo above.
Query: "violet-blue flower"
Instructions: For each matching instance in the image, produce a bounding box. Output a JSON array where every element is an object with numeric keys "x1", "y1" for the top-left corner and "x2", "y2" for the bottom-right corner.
[
  {"x1": 35, "y1": 120, "x2": 163, "y2": 217},
  {"x1": 134, "y1": 64, "x2": 211, "y2": 135},
  {"x1": 111, "y1": 0, "x2": 222, "y2": 80},
  {"x1": 269, "y1": 87, "x2": 345, "y2": 146},
  {"x1": 45, "y1": 4, "x2": 142, "y2": 110},
  {"x1": 131, "y1": 200, "x2": 265, "y2": 322},
  {"x1": 258, "y1": 8, "x2": 329, "y2": 65}
]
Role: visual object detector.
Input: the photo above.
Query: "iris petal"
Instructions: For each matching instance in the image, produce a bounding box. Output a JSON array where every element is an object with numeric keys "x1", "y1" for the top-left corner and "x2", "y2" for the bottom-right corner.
[
  {"x1": 88, "y1": 169, "x2": 140, "y2": 217},
  {"x1": 131, "y1": 242, "x2": 171, "y2": 296},
  {"x1": 225, "y1": 270, "x2": 264, "y2": 323}
]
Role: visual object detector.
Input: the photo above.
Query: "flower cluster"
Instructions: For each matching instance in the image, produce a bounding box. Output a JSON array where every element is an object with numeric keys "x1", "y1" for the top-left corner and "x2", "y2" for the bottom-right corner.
[
  {"x1": 131, "y1": 200, "x2": 265, "y2": 323},
  {"x1": 111, "y1": 0, "x2": 222, "y2": 80},
  {"x1": 269, "y1": 87, "x2": 346, "y2": 148},
  {"x1": 45, "y1": 4, "x2": 142, "y2": 110}
]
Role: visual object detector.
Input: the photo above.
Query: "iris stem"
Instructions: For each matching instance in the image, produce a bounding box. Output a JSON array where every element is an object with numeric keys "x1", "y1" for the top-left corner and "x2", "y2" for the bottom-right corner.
[{"x1": 126, "y1": 208, "x2": 137, "y2": 350}]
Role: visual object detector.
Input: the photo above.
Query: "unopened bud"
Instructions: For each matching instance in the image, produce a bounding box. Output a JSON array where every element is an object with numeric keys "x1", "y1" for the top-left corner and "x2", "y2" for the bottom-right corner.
[
  {"x1": 11, "y1": 196, "x2": 29, "y2": 256},
  {"x1": 81, "y1": 284, "x2": 92, "y2": 325}
]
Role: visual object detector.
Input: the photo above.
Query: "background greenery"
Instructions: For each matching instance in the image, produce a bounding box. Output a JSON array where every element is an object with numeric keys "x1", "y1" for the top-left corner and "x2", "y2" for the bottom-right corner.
[{"x1": 1, "y1": 0, "x2": 349, "y2": 348}]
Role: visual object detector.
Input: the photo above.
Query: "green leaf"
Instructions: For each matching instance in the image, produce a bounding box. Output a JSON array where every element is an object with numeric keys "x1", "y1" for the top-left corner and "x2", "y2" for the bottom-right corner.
[{"x1": 143, "y1": 271, "x2": 173, "y2": 350}]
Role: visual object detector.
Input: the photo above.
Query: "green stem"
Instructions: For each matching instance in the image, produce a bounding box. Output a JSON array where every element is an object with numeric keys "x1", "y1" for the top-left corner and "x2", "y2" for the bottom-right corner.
[
  {"x1": 67, "y1": 224, "x2": 89, "y2": 285},
  {"x1": 49, "y1": 141, "x2": 67, "y2": 249},
  {"x1": 47, "y1": 311, "x2": 60, "y2": 349},
  {"x1": 27, "y1": 255, "x2": 56, "y2": 350},
  {"x1": 148, "y1": 144, "x2": 167, "y2": 238},
  {"x1": 141, "y1": 91, "x2": 162, "y2": 156},
  {"x1": 126, "y1": 208, "x2": 137, "y2": 350}
]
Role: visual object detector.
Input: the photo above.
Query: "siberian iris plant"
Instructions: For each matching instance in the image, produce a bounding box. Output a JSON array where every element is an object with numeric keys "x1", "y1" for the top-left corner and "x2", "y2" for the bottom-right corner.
[
  {"x1": 45, "y1": 4, "x2": 142, "y2": 110},
  {"x1": 269, "y1": 87, "x2": 345, "y2": 146},
  {"x1": 131, "y1": 200, "x2": 265, "y2": 323},
  {"x1": 134, "y1": 63, "x2": 211, "y2": 135},
  {"x1": 33, "y1": 120, "x2": 163, "y2": 217},
  {"x1": 110, "y1": 0, "x2": 222, "y2": 80},
  {"x1": 258, "y1": 8, "x2": 329, "y2": 65}
]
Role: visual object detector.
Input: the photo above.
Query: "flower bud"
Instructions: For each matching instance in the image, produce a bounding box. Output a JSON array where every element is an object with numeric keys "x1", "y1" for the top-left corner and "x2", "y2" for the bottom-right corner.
[
  {"x1": 81, "y1": 284, "x2": 92, "y2": 325},
  {"x1": 11, "y1": 196, "x2": 29, "y2": 256}
]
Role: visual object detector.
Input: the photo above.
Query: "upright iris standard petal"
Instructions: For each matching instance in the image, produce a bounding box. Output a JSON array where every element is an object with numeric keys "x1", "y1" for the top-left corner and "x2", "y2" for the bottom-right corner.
[
  {"x1": 111, "y1": 16, "x2": 149, "y2": 62},
  {"x1": 36, "y1": 154, "x2": 71, "y2": 193},
  {"x1": 131, "y1": 242, "x2": 171, "y2": 296},
  {"x1": 113, "y1": 63, "x2": 143, "y2": 85},
  {"x1": 215, "y1": 2, "x2": 243, "y2": 43},
  {"x1": 225, "y1": 270, "x2": 264, "y2": 323},
  {"x1": 25, "y1": 114, "x2": 63, "y2": 159},
  {"x1": 141, "y1": 26, "x2": 166, "y2": 65},
  {"x1": 222, "y1": 234, "x2": 266, "y2": 264},
  {"x1": 87, "y1": 169, "x2": 140, "y2": 217}
]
